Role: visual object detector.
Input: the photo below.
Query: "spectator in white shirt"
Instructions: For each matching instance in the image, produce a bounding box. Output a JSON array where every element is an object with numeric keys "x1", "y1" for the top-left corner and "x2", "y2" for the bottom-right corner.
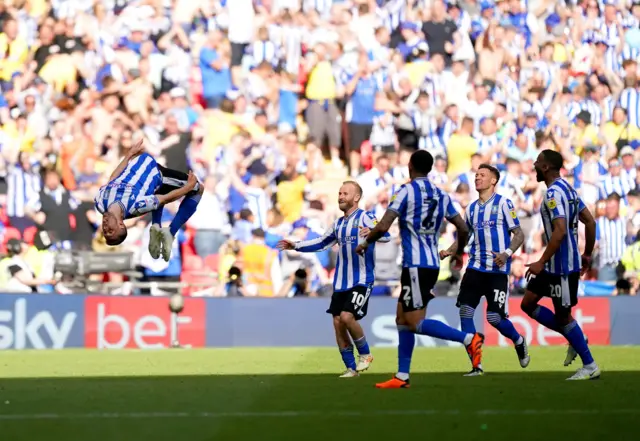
[
  {"x1": 228, "y1": 0, "x2": 256, "y2": 85},
  {"x1": 187, "y1": 175, "x2": 231, "y2": 257}
]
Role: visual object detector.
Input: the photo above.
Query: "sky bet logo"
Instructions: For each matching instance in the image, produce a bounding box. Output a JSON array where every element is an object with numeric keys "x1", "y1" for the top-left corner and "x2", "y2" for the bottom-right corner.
[{"x1": 0, "y1": 297, "x2": 84, "y2": 349}]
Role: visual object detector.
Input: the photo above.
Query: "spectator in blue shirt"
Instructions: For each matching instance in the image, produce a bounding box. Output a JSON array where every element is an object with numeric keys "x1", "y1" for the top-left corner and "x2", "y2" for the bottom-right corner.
[
  {"x1": 199, "y1": 31, "x2": 232, "y2": 109},
  {"x1": 345, "y1": 51, "x2": 383, "y2": 176}
]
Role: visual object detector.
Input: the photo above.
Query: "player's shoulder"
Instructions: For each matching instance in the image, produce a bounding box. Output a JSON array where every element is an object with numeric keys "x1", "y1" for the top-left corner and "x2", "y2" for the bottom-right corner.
[
  {"x1": 495, "y1": 193, "x2": 515, "y2": 209},
  {"x1": 429, "y1": 181, "x2": 449, "y2": 199},
  {"x1": 390, "y1": 182, "x2": 411, "y2": 203},
  {"x1": 545, "y1": 182, "x2": 563, "y2": 200},
  {"x1": 466, "y1": 199, "x2": 476, "y2": 214},
  {"x1": 394, "y1": 182, "x2": 411, "y2": 193},
  {"x1": 548, "y1": 179, "x2": 575, "y2": 196},
  {"x1": 362, "y1": 210, "x2": 377, "y2": 220}
]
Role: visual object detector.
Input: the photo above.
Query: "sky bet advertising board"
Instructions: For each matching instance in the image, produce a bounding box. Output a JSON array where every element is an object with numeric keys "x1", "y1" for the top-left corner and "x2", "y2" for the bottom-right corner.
[{"x1": 0, "y1": 294, "x2": 628, "y2": 349}]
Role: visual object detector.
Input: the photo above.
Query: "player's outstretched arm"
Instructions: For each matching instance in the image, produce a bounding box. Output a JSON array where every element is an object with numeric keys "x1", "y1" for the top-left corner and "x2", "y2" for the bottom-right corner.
[
  {"x1": 278, "y1": 226, "x2": 338, "y2": 253},
  {"x1": 356, "y1": 210, "x2": 398, "y2": 255},
  {"x1": 108, "y1": 139, "x2": 145, "y2": 181},
  {"x1": 360, "y1": 212, "x2": 392, "y2": 243},
  {"x1": 156, "y1": 172, "x2": 199, "y2": 205},
  {"x1": 365, "y1": 210, "x2": 397, "y2": 244}
]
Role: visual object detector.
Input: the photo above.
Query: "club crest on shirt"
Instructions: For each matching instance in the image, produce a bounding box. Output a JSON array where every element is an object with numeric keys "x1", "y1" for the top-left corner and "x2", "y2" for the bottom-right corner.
[{"x1": 491, "y1": 205, "x2": 499, "y2": 214}]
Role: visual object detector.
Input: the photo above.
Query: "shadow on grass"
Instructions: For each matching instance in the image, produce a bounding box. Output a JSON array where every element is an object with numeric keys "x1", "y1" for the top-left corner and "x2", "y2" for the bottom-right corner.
[{"x1": 1, "y1": 372, "x2": 639, "y2": 441}]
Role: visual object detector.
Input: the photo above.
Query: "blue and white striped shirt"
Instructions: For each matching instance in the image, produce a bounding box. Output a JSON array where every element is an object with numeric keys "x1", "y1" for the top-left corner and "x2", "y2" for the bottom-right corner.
[
  {"x1": 619, "y1": 87, "x2": 640, "y2": 128},
  {"x1": 6, "y1": 166, "x2": 41, "y2": 217},
  {"x1": 466, "y1": 193, "x2": 520, "y2": 274},
  {"x1": 389, "y1": 178, "x2": 459, "y2": 268},
  {"x1": 580, "y1": 100, "x2": 602, "y2": 126},
  {"x1": 599, "y1": 174, "x2": 633, "y2": 200},
  {"x1": 295, "y1": 209, "x2": 390, "y2": 291},
  {"x1": 440, "y1": 117, "x2": 457, "y2": 145},
  {"x1": 596, "y1": 216, "x2": 626, "y2": 267},
  {"x1": 411, "y1": 110, "x2": 445, "y2": 157},
  {"x1": 621, "y1": 167, "x2": 637, "y2": 191},
  {"x1": 246, "y1": 40, "x2": 281, "y2": 67},
  {"x1": 540, "y1": 178, "x2": 585, "y2": 275},
  {"x1": 381, "y1": 0, "x2": 406, "y2": 32},
  {"x1": 94, "y1": 154, "x2": 162, "y2": 219},
  {"x1": 245, "y1": 187, "x2": 271, "y2": 231}
]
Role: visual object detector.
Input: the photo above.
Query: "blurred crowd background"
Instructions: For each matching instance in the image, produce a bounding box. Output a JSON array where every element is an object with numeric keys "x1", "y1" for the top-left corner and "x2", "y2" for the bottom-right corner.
[{"x1": 0, "y1": 0, "x2": 639, "y2": 297}]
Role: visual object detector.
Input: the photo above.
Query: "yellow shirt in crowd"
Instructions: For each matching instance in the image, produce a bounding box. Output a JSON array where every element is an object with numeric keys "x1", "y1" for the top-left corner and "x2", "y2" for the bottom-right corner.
[
  {"x1": 0, "y1": 33, "x2": 28, "y2": 81},
  {"x1": 552, "y1": 42, "x2": 573, "y2": 63},
  {"x1": 305, "y1": 61, "x2": 335, "y2": 101},
  {"x1": 573, "y1": 124, "x2": 600, "y2": 156},
  {"x1": 446, "y1": 133, "x2": 479, "y2": 178},
  {"x1": 2, "y1": 120, "x2": 36, "y2": 152},
  {"x1": 39, "y1": 55, "x2": 78, "y2": 93},
  {"x1": 277, "y1": 175, "x2": 309, "y2": 222},
  {"x1": 405, "y1": 61, "x2": 432, "y2": 88},
  {"x1": 602, "y1": 122, "x2": 640, "y2": 146},
  {"x1": 202, "y1": 112, "x2": 265, "y2": 160}
]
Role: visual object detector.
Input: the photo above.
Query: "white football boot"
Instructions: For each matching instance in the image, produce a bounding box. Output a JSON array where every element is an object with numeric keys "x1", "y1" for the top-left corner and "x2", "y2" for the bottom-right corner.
[
  {"x1": 356, "y1": 354, "x2": 374, "y2": 372},
  {"x1": 339, "y1": 369, "x2": 359, "y2": 378},
  {"x1": 564, "y1": 337, "x2": 588, "y2": 367},
  {"x1": 148, "y1": 225, "x2": 163, "y2": 259},
  {"x1": 566, "y1": 363, "x2": 601, "y2": 380},
  {"x1": 160, "y1": 227, "x2": 174, "y2": 262}
]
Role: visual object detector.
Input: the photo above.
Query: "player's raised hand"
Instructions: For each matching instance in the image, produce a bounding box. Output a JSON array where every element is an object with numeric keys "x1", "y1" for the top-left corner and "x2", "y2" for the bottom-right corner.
[
  {"x1": 492, "y1": 251, "x2": 509, "y2": 267},
  {"x1": 276, "y1": 239, "x2": 295, "y2": 250},
  {"x1": 438, "y1": 248, "x2": 453, "y2": 260},
  {"x1": 127, "y1": 138, "x2": 145, "y2": 159},
  {"x1": 525, "y1": 260, "x2": 544, "y2": 279},
  {"x1": 450, "y1": 254, "x2": 464, "y2": 271},
  {"x1": 186, "y1": 171, "x2": 198, "y2": 190},
  {"x1": 355, "y1": 243, "x2": 368, "y2": 255}
]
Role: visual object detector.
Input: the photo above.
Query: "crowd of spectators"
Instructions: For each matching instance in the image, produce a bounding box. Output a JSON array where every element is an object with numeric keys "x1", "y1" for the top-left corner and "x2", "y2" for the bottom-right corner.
[{"x1": 0, "y1": 0, "x2": 639, "y2": 296}]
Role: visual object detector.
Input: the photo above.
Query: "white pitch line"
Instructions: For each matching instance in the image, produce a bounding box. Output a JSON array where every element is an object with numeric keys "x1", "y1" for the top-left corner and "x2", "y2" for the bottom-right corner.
[{"x1": 0, "y1": 409, "x2": 638, "y2": 421}]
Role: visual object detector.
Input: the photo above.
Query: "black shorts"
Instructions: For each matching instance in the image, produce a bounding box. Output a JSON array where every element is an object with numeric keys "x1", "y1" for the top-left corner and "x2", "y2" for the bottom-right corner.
[
  {"x1": 348, "y1": 123, "x2": 373, "y2": 152},
  {"x1": 327, "y1": 284, "x2": 372, "y2": 320},
  {"x1": 230, "y1": 43, "x2": 248, "y2": 67},
  {"x1": 399, "y1": 267, "x2": 438, "y2": 312},
  {"x1": 156, "y1": 165, "x2": 199, "y2": 197},
  {"x1": 457, "y1": 268, "x2": 509, "y2": 317},
  {"x1": 526, "y1": 271, "x2": 580, "y2": 310}
]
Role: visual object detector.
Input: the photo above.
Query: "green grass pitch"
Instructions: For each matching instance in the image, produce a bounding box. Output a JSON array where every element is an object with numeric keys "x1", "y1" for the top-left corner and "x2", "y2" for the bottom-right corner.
[{"x1": 1, "y1": 346, "x2": 639, "y2": 441}]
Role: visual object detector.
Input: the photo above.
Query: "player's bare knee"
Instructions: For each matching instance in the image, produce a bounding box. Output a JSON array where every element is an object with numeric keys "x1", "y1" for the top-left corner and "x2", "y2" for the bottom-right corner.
[
  {"x1": 402, "y1": 317, "x2": 421, "y2": 333},
  {"x1": 332, "y1": 315, "x2": 342, "y2": 328},
  {"x1": 486, "y1": 311, "x2": 502, "y2": 327},
  {"x1": 521, "y1": 297, "x2": 536, "y2": 316},
  {"x1": 554, "y1": 310, "x2": 572, "y2": 327},
  {"x1": 395, "y1": 313, "x2": 407, "y2": 327},
  {"x1": 339, "y1": 311, "x2": 355, "y2": 326}
]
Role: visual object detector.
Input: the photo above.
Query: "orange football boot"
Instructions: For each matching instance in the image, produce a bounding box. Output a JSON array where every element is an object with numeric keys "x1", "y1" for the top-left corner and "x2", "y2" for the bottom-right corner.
[
  {"x1": 375, "y1": 376, "x2": 410, "y2": 389},
  {"x1": 466, "y1": 333, "x2": 485, "y2": 369}
]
